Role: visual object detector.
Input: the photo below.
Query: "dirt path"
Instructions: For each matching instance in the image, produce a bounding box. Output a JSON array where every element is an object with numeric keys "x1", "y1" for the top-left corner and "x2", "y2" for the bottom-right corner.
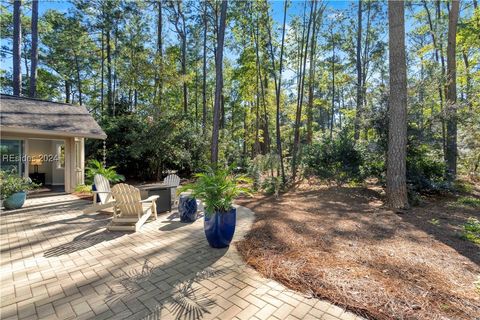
[{"x1": 236, "y1": 183, "x2": 480, "y2": 320}]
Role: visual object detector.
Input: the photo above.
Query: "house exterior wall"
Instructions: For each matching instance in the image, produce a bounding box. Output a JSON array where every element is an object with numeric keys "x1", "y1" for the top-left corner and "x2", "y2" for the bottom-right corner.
[{"x1": 0, "y1": 132, "x2": 85, "y2": 193}]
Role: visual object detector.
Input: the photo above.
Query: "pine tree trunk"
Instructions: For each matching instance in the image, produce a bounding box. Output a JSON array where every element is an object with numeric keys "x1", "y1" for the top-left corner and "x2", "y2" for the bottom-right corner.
[
  {"x1": 65, "y1": 81, "x2": 70, "y2": 103},
  {"x1": 354, "y1": 0, "x2": 362, "y2": 141},
  {"x1": 13, "y1": 0, "x2": 22, "y2": 96},
  {"x1": 423, "y1": 0, "x2": 447, "y2": 157},
  {"x1": 253, "y1": 15, "x2": 270, "y2": 154},
  {"x1": 157, "y1": 0, "x2": 163, "y2": 112},
  {"x1": 74, "y1": 51, "x2": 83, "y2": 105},
  {"x1": 29, "y1": 0, "x2": 38, "y2": 98},
  {"x1": 211, "y1": 0, "x2": 227, "y2": 164},
  {"x1": 175, "y1": 2, "x2": 188, "y2": 115},
  {"x1": 330, "y1": 29, "x2": 335, "y2": 140},
  {"x1": 306, "y1": 0, "x2": 318, "y2": 145},
  {"x1": 100, "y1": 28, "x2": 104, "y2": 113},
  {"x1": 462, "y1": 50, "x2": 472, "y2": 111},
  {"x1": 386, "y1": 0, "x2": 409, "y2": 209},
  {"x1": 202, "y1": 1, "x2": 208, "y2": 135},
  {"x1": 266, "y1": 0, "x2": 288, "y2": 183},
  {"x1": 106, "y1": 30, "x2": 112, "y2": 112},
  {"x1": 291, "y1": 0, "x2": 314, "y2": 181},
  {"x1": 445, "y1": 0, "x2": 460, "y2": 181}
]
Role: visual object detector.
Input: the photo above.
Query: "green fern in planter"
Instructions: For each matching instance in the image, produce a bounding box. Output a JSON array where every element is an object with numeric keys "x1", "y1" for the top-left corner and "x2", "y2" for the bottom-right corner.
[{"x1": 179, "y1": 166, "x2": 252, "y2": 216}]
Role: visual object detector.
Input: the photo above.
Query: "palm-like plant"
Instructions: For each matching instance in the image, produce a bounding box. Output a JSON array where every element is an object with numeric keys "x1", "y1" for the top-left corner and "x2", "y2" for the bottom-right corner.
[
  {"x1": 85, "y1": 159, "x2": 125, "y2": 184},
  {"x1": 180, "y1": 166, "x2": 251, "y2": 216}
]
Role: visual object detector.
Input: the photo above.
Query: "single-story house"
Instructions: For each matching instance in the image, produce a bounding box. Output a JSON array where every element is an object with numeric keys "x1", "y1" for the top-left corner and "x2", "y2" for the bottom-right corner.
[{"x1": 0, "y1": 94, "x2": 107, "y2": 193}]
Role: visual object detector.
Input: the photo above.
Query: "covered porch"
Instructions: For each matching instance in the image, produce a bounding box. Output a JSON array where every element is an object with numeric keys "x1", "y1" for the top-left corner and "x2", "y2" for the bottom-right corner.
[{"x1": 0, "y1": 94, "x2": 106, "y2": 193}]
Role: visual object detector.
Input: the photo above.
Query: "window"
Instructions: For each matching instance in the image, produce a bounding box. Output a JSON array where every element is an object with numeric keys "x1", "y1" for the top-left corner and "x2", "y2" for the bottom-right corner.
[
  {"x1": 0, "y1": 139, "x2": 24, "y2": 175},
  {"x1": 56, "y1": 145, "x2": 65, "y2": 169}
]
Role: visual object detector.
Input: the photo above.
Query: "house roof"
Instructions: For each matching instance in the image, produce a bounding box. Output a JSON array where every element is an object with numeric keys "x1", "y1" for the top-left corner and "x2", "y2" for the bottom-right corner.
[{"x1": 0, "y1": 94, "x2": 107, "y2": 139}]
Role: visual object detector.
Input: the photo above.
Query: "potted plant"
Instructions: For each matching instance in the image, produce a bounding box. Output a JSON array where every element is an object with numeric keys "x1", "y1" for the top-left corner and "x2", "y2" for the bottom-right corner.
[
  {"x1": 180, "y1": 167, "x2": 251, "y2": 248},
  {"x1": 0, "y1": 170, "x2": 38, "y2": 210}
]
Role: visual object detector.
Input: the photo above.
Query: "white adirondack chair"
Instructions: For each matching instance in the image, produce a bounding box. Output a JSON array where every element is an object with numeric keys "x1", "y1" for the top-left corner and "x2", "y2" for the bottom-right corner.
[
  {"x1": 163, "y1": 174, "x2": 180, "y2": 207},
  {"x1": 107, "y1": 183, "x2": 159, "y2": 232},
  {"x1": 83, "y1": 174, "x2": 115, "y2": 214}
]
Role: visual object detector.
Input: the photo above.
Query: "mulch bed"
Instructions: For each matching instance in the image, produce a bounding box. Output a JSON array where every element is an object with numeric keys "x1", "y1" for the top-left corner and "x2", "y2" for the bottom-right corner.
[{"x1": 236, "y1": 182, "x2": 480, "y2": 320}]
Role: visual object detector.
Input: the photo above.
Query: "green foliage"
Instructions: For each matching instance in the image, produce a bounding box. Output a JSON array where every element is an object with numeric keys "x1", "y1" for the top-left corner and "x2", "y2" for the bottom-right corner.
[
  {"x1": 456, "y1": 197, "x2": 480, "y2": 208},
  {"x1": 260, "y1": 176, "x2": 281, "y2": 197},
  {"x1": 247, "y1": 154, "x2": 282, "y2": 193},
  {"x1": 407, "y1": 143, "x2": 446, "y2": 192},
  {"x1": 74, "y1": 184, "x2": 92, "y2": 193},
  {"x1": 86, "y1": 114, "x2": 208, "y2": 181},
  {"x1": 303, "y1": 135, "x2": 364, "y2": 184},
  {"x1": 179, "y1": 166, "x2": 252, "y2": 215},
  {"x1": 460, "y1": 217, "x2": 480, "y2": 245},
  {"x1": 0, "y1": 170, "x2": 38, "y2": 199},
  {"x1": 453, "y1": 181, "x2": 474, "y2": 193},
  {"x1": 85, "y1": 160, "x2": 125, "y2": 184}
]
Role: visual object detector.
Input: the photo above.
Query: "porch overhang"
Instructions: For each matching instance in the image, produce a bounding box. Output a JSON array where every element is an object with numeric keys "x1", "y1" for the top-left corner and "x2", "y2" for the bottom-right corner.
[{"x1": 1, "y1": 126, "x2": 106, "y2": 140}]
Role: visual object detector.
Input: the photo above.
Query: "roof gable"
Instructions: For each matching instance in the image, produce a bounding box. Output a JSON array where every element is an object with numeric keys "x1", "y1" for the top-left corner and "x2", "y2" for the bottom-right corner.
[{"x1": 0, "y1": 95, "x2": 107, "y2": 139}]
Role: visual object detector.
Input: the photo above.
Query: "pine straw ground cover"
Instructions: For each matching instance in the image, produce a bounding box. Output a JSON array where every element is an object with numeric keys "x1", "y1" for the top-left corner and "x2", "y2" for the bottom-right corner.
[{"x1": 236, "y1": 182, "x2": 480, "y2": 320}]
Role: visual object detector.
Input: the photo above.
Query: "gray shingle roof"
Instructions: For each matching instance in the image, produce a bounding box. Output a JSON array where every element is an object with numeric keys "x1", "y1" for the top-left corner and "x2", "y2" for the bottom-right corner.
[{"x1": 0, "y1": 94, "x2": 107, "y2": 139}]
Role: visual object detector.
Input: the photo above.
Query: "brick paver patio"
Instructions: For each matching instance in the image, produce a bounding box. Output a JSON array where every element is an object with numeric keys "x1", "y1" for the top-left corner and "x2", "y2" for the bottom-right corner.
[{"x1": 1, "y1": 195, "x2": 364, "y2": 320}]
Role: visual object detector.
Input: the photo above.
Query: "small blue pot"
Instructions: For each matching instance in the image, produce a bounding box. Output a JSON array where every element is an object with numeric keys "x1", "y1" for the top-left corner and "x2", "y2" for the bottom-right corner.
[
  {"x1": 3, "y1": 191, "x2": 27, "y2": 210},
  {"x1": 179, "y1": 195, "x2": 197, "y2": 222},
  {"x1": 204, "y1": 208, "x2": 236, "y2": 248},
  {"x1": 92, "y1": 184, "x2": 100, "y2": 203}
]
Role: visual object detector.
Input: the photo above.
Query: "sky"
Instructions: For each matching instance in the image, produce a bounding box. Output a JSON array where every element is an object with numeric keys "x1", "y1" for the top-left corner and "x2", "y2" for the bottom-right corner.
[
  {"x1": 2, "y1": 0, "x2": 468, "y2": 80},
  {"x1": 0, "y1": 0, "x2": 357, "y2": 74}
]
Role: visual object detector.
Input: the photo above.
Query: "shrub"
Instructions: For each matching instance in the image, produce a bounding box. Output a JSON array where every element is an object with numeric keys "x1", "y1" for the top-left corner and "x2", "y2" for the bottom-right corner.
[
  {"x1": 460, "y1": 217, "x2": 480, "y2": 245},
  {"x1": 247, "y1": 153, "x2": 282, "y2": 192},
  {"x1": 85, "y1": 159, "x2": 125, "y2": 184},
  {"x1": 261, "y1": 176, "x2": 282, "y2": 197},
  {"x1": 86, "y1": 114, "x2": 209, "y2": 181},
  {"x1": 456, "y1": 196, "x2": 480, "y2": 208},
  {"x1": 406, "y1": 143, "x2": 446, "y2": 192},
  {"x1": 74, "y1": 184, "x2": 92, "y2": 193},
  {"x1": 302, "y1": 135, "x2": 364, "y2": 184}
]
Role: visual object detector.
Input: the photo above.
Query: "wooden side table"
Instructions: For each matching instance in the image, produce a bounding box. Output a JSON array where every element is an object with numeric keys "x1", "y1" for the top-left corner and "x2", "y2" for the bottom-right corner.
[{"x1": 29, "y1": 172, "x2": 45, "y2": 186}]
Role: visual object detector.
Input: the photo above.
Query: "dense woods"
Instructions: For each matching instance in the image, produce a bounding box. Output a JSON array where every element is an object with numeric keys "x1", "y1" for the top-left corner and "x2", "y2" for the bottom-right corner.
[{"x1": 1, "y1": 0, "x2": 479, "y2": 207}]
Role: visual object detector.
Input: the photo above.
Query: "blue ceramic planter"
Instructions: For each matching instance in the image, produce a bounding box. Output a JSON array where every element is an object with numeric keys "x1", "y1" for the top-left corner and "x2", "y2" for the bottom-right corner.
[
  {"x1": 3, "y1": 192, "x2": 27, "y2": 210},
  {"x1": 92, "y1": 184, "x2": 100, "y2": 203},
  {"x1": 179, "y1": 195, "x2": 197, "y2": 222},
  {"x1": 204, "y1": 208, "x2": 236, "y2": 248}
]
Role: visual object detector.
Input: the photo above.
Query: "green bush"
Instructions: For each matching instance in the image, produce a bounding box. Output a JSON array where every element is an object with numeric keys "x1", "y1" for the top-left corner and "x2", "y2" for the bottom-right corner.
[
  {"x1": 74, "y1": 184, "x2": 92, "y2": 193},
  {"x1": 302, "y1": 135, "x2": 364, "y2": 184},
  {"x1": 85, "y1": 159, "x2": 125, "y2": 184},
  {"x1": 407, "y1": 143, "x2": 446, "y2": 192},
  {"x1": 456, "y1": 196, "x2": 480, "y2": 208},
  {"x1": 460, "y1": 217, "x2": 480, "y2": 245},
  {"x1": 247, "y1": 153, "x2": 282, "y2": 191},
  {"x1": 261, "y1": 176, "x2": 282, "y2": 196},
  {"x1": 85, "y1": 114, "x2": 208, "y2": 181}
]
